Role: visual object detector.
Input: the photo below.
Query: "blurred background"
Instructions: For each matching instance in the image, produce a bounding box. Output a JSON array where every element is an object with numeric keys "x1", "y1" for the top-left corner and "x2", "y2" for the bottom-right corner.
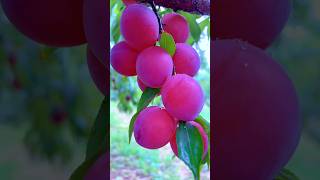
[
  {"x1": 0, "y1": 3, "x2": 103, "y2": 180},
  {"x1": 0, "y1": 0, "x2": 319, "y2": 180}
]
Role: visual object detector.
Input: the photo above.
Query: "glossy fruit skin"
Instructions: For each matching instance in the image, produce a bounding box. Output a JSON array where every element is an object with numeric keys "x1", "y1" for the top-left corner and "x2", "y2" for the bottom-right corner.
[
  {"x1": 213, "y1": 0, "x2": 291, "y2": 49},
  {"x1": 120, "y1": 4, "x2": 159, "y2": 51},
  {"x1": 111, "y1": 41, "x2": 138, "y2": 76},
  {"x1": 161, "y1": 74, "x2": 205, "y2": 121},
  {"x1": 162, "y1": 13, "x2": 189, "y2": 43},
  {"x1": 137, "y1": 77, "x2": 147, "y2": 92},
  {"x1": 170, "y1": 121, "x2": 208, "y2": 159},
  {"x1": 87, "y1": 47, "x2": 107, "y2": 96},
  {"x1": 122, "y1": 0, "x2": 136, "y2": 6},
  {"x1": 0, "y1": 0, "x2": 86, "y2": 46},
  {"x1": 134, "y1": 106, "x2": 176, "y2": 149},
  {"x1": 136, "y1": 46, "x2": 173, "y2": 88},
  {"x1": 170, "y1": 130, "x2": 178, "y2": 156},
  {"x1": 173, "y1": 43, "x2": 200, "y2": 76},
  {"x1": 84, "y1": 153, "x2": 107, "y2": 180},
  {"x1": 84, "y1": 0, "x2": 107, "y2": 65},
  {"x1": 213, "y1": 39, "x2": 301, "y2": 180}
]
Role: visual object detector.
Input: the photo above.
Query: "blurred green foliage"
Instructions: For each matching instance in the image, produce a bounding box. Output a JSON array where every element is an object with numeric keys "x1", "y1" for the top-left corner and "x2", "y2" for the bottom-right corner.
[
  {"x1": 268, "y1": 0, "x2": 320, "y2": 143},
  {"x1": 0, "y1": 6, "x2": 103, "y2": 163}
]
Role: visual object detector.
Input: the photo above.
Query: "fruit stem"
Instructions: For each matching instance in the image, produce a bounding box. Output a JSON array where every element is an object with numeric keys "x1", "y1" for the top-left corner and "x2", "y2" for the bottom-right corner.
[{"x1": 148, "y1": 0, "x2": 163, "y2": 34}]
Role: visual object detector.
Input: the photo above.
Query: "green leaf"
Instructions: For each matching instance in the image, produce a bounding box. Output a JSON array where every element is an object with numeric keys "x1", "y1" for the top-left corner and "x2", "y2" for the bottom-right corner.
[
  {"x1": 159, "y1": 32, "x2": 176, "y2": 57},
  {"x1": 128, "y1": 88, "x2": 160, "y2": 143},
  {"x1": 110, "y1": 0, "x2": 117, "y2": 9},
  {"x1": 136, "y1": 88, "x2": 160, "y2": 112},
  {"x1": 69, "y1": 98, "x2": 108, "y2": 179},
  {"x1": 207, "y1": 23, "x2": 210, "y2": 40},
  {"x1": 274, "y1": 168, "x2": 299, "y2": 180},
  {"x1": 180, "y1": 12, "x2": 202, "y2": 43},
  {"x1": 195, "y1": 115, "x2": 210, "y2": 135},
  {"x1": 195, "y1": 116, "x2": 210, "y2": 167},
  {"x1": 85, "y1": 98, "x2": 108, "y2": 161},
  {"x1": 111, "y1": 7, "x2": 122, "y2": 43},
  {"x1": 69, "y1": 152, "x2": 103, "y2": 180},
  {"x1": 112, "y1": 24, "x2": 120, "y2": 43},
  {"x1": 199, "y1": 17, "x2": 210, "y2": 32},
  {"x1": 176, "y1": 123, "x2": 203, "y2": 180},
  {"x1": 187, "y1": 36, "x2": 195, "y2": 46},
  {"x1": 128, "y1": 113, "x2": 138, "y2": 143},
  {"x1": 159, "y1": 8, "x2": 173, "y2": 17}
]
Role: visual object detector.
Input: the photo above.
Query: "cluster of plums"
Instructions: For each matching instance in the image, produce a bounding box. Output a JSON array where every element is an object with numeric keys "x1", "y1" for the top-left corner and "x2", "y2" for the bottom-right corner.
[
  {"x1": 110, "y1": 2, "x2": 208, "y2": 157},
  {"x1": 213, "y1": 0, "x2": 301, "y2": 179}
]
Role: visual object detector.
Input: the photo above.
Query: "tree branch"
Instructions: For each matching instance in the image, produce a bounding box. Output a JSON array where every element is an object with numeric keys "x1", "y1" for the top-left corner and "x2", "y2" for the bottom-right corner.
[
  {"x1": 148, "y1": 0, "x2": 164, "y2": 34},
  {"x1": 138, "y1": 0, "x2": 210, "y2": 15}
]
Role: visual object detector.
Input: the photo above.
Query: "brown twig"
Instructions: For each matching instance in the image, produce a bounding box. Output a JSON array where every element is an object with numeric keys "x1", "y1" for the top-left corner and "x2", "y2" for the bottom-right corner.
[
  {"x1": 138, "y1": 0, "x2": 210, "y2": 15},
  {"x1": 148, "y1": 0, "x2": 163, "y2": 34}
]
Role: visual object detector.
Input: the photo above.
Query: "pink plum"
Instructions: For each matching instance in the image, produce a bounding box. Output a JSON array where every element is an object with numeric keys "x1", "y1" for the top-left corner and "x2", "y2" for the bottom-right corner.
[
  {"x1": 161, "y1": 74, "x2": 204, "y2": 121},
  {"x1": 134, "y1": 106, "x2": 176, "y2": 149}
]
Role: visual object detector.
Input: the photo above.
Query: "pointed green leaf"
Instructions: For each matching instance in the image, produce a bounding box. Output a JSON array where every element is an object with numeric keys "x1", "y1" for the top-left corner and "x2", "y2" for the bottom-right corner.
[
  {"x1": 69, "y1": 152, "x2": 103, "y2": 180},
  {"x1": 128, "y1": 113, "x2": 138, "y2": 143},
  {"x1": 160, "y1": 32, "x2": 176, "y2": 57},
  {"x1": 86, "y1": 98, "x2": 108, "y2": 160},
  {"x1": 275, "y1": 168, "x2": 299, "y2": 180},
  {"x1": 176, "y1": 123, "x2": 203, "y2": 180},
  {"x1": 180, "y1": 12, "x2": 202, "y2": 43},
  {"x1": 69, "y1": 98, "x2": 108, "y2": 180},
  {"x1": 128, "y1": 88, "x2": 160, "y2": 143},
  {"x1": 195, "y1": 115, "x2": 210, "y2": 167},
  {"x1": 187, "y1": 35, "x2": 195, "y2": 46},
  {"x1": 207, "y1": 23, "x2": 210, "y2": 40},
  {"x1": 195, "y1": 115, "x2": 210, "y2": 135},
  {"x1": 199, "y1": 17, "x2": 210, "y2": 31},
  {"x1": 137, "y1": 88, "x2": 160, "y2": 112}
]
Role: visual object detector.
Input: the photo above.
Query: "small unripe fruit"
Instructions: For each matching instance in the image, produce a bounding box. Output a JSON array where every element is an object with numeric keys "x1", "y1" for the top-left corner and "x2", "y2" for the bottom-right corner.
[
  {"x1": 12, "y1": 78, "x2": 22, "y2": 91},
  {"x1": 51, "y1": 107, "x2": 67, "y2": 125},
  {"x1": 111, "y1": 41, "x2": 138, "y2": 76},
  {"x1": 0, "y1": 0, "x2": 86, "y2": 46},
  {"x1": 120, "y1": 4, "x2": 159, "y2": 51},
  {"x1": 161, "y1": 74, "x2": 205, "y2": 121},
  {"x1": 162, "y1": 13, "x2": 189, "y2": 43},
  {"x1": 134, "y1": 106, "x2": 176, "y2": 149},
  {"x1": 125, "y1": 95, "x2": 131, "y2": 101},
  {"x1": 136, "y1": 46, "x2": 173, "y2": 88},
  {"x1": 87, "y1": 47, "x2": 107, "y2": 96},
  {"x1": 173, "y1": 43, "x2": 200, "y2": 76}
]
